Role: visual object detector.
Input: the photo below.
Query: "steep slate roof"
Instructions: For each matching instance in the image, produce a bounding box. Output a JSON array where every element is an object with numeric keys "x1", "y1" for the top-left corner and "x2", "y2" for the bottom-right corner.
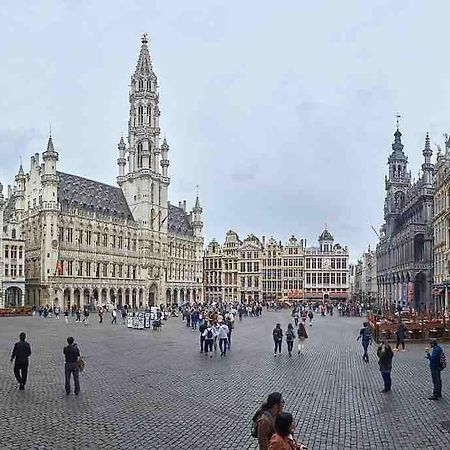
[
  {"x1": 3, "y1": 196, "x2": 16, "y2": 223},
  {"x1": 57, "y1": 172, "x2": 134, "y2": 220},
  {"x1": 168, "y1": 204, "x2": 193, "y2": 236}
]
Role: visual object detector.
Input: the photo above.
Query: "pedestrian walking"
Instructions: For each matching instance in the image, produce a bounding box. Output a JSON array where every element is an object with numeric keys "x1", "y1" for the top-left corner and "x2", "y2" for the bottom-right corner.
[
  {"x1": 218, "y1": 321, "x2": 229, "y2": 356},
  {"x1": 199, "y1": 320, "x2": 208, "y2": 353},
  {"x1": 268, "y1": 412, "x2": 308, "y2": 450},
  {"x1": 111, "y1": 308, "x2": 117, "y2": 325},
  {"x1": 121, "y1": 307, "x2": 127, "y2": 325},
  {"x1": 307, "y1": 310, "x2": 313, "y2": 327},
  {"x1": 273, "y1": 324, "x2": 283, "y2": 357},
  {"x1": 203, "y1": 323, "x2": 215, "y2": 358},
  {"x1": 297, "y1": 322, "x2": 308, "y2": 355},
  {"x1": 395, "y1": 322, "x2": 407, "y2": 351},
  {"x1": 293, "y1": 309, "x2": 300, "y2": 327},
  {"x1": 357, "y1": 322, "x2": 372, "y2": 362},
  {"x1": 286, "y1": 324, "x2": 295, "y2": 357},
  {"x1": 83, "y1": 306, "x2": 90, "y2": 325},
  {"x1": 63, "y1": 337, "x2": 81, "y2": 395},
  {"x1": 426, "y1": 339, "x2": 445, "y2": 400},
  {"x1": 251, "y1": 392, "x2": 284, "y2": 450},
  {"x1": 64, "y1": 308, "x2": 69, "y2": 323},
  {"x1": 10, "y1": 332, "x2": 31, "y2": 390},
  {"x1": 377, "y1": 339, "x2": 394, "y2": 393},
  {"x1": 98, "y1": 306, "x2": 104, "y2": 324},
  {"x1": 213, "y1": 322, "x2": 220, "y2": 353},
  {"x1": 75, "y1": 308, "x2": 81, "y2": 322},
  {"x1": 226, "y1": 316, "x2": 233, "y2": 348},
  {"x1": 54, "y1": 305, "x2": 60, "y2": 320}
]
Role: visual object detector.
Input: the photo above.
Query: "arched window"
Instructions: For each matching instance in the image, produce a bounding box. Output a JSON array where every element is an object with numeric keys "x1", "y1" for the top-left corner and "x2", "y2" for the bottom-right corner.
[
  {"x1": 137, "y1": 142, "x2": 143, "y2": 168},
  {"x1": 138, "y1": 106, "x2": 143, "y2": 125},
  {"x1": 138, "y1": 79, "x2": 143, "y2": 91},
  {"x1": 147, "y1": 106, "x2": 151, "y2": 125},
  {"x1": 11, "y1": 229, "x2": 16, "y2": 239}
]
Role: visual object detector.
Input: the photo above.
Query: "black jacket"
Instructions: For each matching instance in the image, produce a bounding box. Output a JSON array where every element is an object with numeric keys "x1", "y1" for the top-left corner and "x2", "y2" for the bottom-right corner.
[
  {"x1": 64, "y1": 344, "x2": 80, "y2": 363},
  {"x1": 11, "y1": 341, "x2": 31, "y2": 364},
  {"x1": 377, "y1": 345, "x2": 393, "y2": 372}
]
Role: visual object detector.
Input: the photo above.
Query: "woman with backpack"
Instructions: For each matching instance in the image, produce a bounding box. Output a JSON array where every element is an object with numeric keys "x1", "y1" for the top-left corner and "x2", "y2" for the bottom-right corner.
[
  {"x1": 297, "y1": 322, "x2": 308, "y2": 355},
  {"x1": 273, "y1": 324, "x2": 283, "y2": 357},
  {"x1": 286, "y1": 324, "x2": 295, "y2": 357},
  {"x1": 251, "y1": 392, "x2": 284, "y2": 450}
]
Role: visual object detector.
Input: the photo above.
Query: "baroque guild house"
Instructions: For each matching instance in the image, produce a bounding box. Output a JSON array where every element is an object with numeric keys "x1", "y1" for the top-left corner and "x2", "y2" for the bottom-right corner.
[{"x1": 2, "y1": 35, "x2": 203, "y2": 309}]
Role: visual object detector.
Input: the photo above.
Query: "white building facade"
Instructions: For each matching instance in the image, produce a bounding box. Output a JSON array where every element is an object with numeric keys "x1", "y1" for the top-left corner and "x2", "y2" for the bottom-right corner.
[{"x1": 3, "y1": 35, "x2": 203, "y2": 309}]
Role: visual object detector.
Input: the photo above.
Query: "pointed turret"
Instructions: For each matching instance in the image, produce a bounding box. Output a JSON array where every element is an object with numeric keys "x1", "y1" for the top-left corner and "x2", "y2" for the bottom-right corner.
[
  {"x1": 422, "y1": 132, "x2": 433, "y2": 186},
  {"x1": 15, "y1": 163, "x2": 25, "y2": 190},
  {"x1": 117, "y1": 135, "x2": 127, "y2": 181},
  {"x1": 192, "y1": 192, "x2": 203, "y2": 238},
  {"x1": 43, "y1": 134, "x2": 59, "y2": 161}
]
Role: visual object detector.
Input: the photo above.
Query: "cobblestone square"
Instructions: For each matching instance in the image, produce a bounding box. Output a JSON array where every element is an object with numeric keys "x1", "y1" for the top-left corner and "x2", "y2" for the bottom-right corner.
[{"x1": 1, "y1": 311, "x2": 449, "y2": 449}]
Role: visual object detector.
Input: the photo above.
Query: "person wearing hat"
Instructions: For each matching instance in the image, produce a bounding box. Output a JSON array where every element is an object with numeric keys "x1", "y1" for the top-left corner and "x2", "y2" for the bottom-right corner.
[
  {"x1": 10, "y1": 332, "x2": 32, "y2": 390},
  {"x1": 426, "y1": 339, "x2": 444, "y2": 400}
]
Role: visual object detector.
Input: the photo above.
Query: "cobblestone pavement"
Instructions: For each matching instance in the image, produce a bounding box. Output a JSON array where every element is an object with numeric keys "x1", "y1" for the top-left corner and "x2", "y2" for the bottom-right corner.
[{"x1": 0, "y1": 311, "x2": 449, "y2": 450}]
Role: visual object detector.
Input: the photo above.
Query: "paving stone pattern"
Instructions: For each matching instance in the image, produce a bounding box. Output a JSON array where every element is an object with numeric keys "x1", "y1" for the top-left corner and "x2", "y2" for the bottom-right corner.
[{"x1": 0, "y1": 311, "x2": 449, "y2": 449}]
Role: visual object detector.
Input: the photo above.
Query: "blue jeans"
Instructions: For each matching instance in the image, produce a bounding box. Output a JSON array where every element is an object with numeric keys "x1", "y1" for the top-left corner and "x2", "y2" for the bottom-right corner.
[
  {"x1": 362, "y1": 341, "x2": 369, "y2": 361},
  {"x1": 219, "y1": 338, "x2": 228, "y2": 355},
  {"x1": 431, "y1": 369, "x2": 442, "y2": 397},
  {"x1": 381, "y1": 371, "x2": 391, "y2": 391}
]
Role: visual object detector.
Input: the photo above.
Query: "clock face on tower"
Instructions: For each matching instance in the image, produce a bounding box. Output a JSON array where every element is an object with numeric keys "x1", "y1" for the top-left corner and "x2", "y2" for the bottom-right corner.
[{"x1": 323, "y1": 258, "x2": 331, "y2": 270}]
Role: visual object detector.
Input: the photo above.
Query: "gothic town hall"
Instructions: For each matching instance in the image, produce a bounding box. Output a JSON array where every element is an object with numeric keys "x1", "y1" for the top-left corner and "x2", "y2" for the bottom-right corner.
[{"x1": 1, "y1": 35, "x2": 204, "y2": 309}]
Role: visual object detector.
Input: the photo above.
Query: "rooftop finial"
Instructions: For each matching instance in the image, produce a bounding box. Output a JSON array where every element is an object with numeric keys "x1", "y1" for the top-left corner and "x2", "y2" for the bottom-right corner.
[
  {"x1": 142, "y1": 33, "x2": 148, "y2": 44},
  {"x1": 396, "y1": 112, "x2": 401, "y2": 131}
]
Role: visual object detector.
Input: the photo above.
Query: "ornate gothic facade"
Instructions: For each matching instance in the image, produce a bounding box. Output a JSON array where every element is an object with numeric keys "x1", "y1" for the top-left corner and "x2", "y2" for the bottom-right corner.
[
  {"x1": 376, "y1": 128, "x2": 434, "y2": 311},
  {"x1": 2, "y1": 35, "x2": 203, "y2": 309}
]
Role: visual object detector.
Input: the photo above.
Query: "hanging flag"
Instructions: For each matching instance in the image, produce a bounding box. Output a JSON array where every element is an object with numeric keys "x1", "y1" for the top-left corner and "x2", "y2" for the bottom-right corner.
[{"x1": 55, "y1": 256, "x2": 63, "y2": 276}]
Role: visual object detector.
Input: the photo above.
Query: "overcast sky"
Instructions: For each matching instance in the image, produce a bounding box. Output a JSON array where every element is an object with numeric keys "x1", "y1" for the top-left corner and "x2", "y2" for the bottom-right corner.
[{"x1": 1, "y1": 0, "x2": 449, "y2": 260}]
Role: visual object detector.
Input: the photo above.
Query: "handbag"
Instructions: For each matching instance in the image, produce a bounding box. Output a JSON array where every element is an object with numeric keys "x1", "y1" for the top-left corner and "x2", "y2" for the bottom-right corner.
[{"x1": 77, "y1": 357, "x2": 85, "y2": 372}]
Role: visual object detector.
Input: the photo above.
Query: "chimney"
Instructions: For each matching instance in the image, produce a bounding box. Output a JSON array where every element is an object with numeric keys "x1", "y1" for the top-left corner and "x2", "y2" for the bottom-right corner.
[
  {"x1": 35, "y1": 153, "x2": 39, "y2": 165},
  {"x1": 262, "y1": 235, "x2": 266, "y2": 246},
  {"x1": 178, "y1": 201, "x2": 182, "y2": 208},
  {"x1": 183, "y1": 200, "x2": 186, "y2": 212}
]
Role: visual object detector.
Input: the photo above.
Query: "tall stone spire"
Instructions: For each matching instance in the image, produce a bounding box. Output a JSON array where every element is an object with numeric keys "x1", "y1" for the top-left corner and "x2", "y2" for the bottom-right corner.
[{"x1": 134, "y1": 34, "x2": 154, "y2": 77}]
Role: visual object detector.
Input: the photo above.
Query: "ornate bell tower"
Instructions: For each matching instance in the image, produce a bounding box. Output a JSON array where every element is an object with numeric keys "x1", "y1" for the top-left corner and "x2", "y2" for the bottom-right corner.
[
  {"x1": 384, "y1": 125, "x2": 411, "y2": 237},
  {"x1": 118, "y1": 34, "x2": 170, "y2": 232}
]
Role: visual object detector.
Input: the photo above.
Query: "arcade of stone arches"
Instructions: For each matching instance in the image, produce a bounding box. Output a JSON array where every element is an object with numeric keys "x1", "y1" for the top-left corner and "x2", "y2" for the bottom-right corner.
[{"x1": 25, "y1": 285, "x2": 202, "y2": 309}]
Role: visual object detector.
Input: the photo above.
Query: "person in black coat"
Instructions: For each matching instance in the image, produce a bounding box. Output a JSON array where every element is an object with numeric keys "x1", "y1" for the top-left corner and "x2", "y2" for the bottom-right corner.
[
  {"x1": 377, "y1": 339, "x2": 394, "y2": 393},
  {"x1": 10, "y1": 332, "x2": 31, "y2": 390}
]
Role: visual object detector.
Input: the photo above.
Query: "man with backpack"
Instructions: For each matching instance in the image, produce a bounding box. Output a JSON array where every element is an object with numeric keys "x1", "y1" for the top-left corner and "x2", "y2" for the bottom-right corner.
[
  {"x1": 251, "y1": 392, "x2": 284, "y2": 450},
  {"x1": 357, "y1": 322, "x2": 372, "y2": 363},
  {"x1": 426, "y1": 339, "x2": 445, "y2": 400},
  {"x1": 272, "y1": 324, "x2": 283, "y2": 357},
  {"x1": 202, "y1": 322, "x2": 215, "y2": 357}
]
